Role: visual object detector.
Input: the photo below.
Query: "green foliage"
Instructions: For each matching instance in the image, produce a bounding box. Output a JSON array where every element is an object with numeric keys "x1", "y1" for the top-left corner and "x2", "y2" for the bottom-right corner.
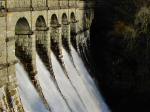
[
  {"x1": 135, "y1": 7, "x2": 150, "y2": 35},
  {"x1": 114, "y1": 6, "x2": 150, "y2": 39},
  {"x1": 105, "y1": 2, "x2": 150, "y2": 93}
]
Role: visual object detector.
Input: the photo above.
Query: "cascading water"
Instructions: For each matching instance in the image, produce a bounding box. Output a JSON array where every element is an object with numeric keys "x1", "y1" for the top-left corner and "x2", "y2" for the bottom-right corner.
[
  {"x1": 16, "y1": 48, "x2": 110, "y2": 112},
  {"x1": 51, "y1": 51, "x2": 86, "y2": 112},
  {"x1": 36, "y1": 53, "x2": 70, "y2": 112},
  {"x1": 71, "y1": 46, "x2": 110, "y2": 112},
  {"x1": 62, "y1": 47, "x2": 101, "y2": 112},
  {"x1": 15, "y1": 48, "x2": 110, "y2": 112},
  {"x1": 16, "y1": 62, "x2": 49, "y2": 112},
  {"x1": 15, "y1": 43, "x2": 109, "y2": 112}
]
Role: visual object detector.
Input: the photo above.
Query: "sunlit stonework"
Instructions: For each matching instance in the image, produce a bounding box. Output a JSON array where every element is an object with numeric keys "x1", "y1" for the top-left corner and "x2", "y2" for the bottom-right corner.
[{"x1": 0, "y1": 0, "x2": 107, "y2": 112}]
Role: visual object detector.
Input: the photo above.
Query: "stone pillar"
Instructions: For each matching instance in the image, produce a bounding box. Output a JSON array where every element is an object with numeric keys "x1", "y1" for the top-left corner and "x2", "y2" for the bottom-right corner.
[
  {"x1": 73, "y1": 20, "x2": 80, "y2": 54},
  {"x1": 30, "y1": 33, "x2": 37, "y2": 84},
  {"x1": 6, "y1": 27, "x2": 24, "y2": 112},
  {"x1": 70, "y1": 11, "x2": 79, "y2": 51},
  {"x1": 68, "y1": 23, "x2": 71, "y2": 52},
  {"x1": 0, "y1": 17, "x2": 7, "y2": 88},
  {"x1": 50, "y1": 24, "x2": 62, "y2": 62},
  {"x1": 58, "y1": 26, "x2": 63, "y2": 58},
  {"x1": 33, "y1": 30, "x2": 51, "y2": 111},
  {"x1": 62, "y1": 22, "x2": 70, "y2": 53},
  {"x1": 36, "y1": 27, "x2": 51, "y2": 71},
  {"x1": 46, "y1": 28, "x2": 52, "y2": 70}
]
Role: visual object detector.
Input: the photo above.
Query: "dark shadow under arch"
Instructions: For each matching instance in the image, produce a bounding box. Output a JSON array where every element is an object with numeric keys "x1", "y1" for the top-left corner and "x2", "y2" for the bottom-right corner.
[
  {"x1": 35, "y1": 16, "x2": 50, "y2": 70},
  {"x1": 62, "y1": 13, "x2": 70, "y2": 53},
  {"x1": 15, "y1": 18, "x2": 31, "y2": 33},
  {"x1": 50, "y1": 14, "x2": 62, "y2": 62},
  {"x1": 50, "y1": 14, "x2": 59, "y2": 27},
  {"x1": 36, "y1": 16, "x2": 46, "y2": 28},
  {"x1": 70, "y1": 12, "x2": 78, "y2": 50},
  {"x1": 15, "y1": 17, "x2": 34, "y2": 81}
]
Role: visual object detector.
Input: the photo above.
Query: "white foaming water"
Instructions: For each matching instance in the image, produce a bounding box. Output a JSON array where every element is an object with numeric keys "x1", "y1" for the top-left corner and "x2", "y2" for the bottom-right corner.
[
  {"x1": 71, "y1": 46, "x2": 110, "y2": 112},
  {"x1": 16, "y1": 62, "x2": 49, "y2": 112},
  {"x1": 36, "y1": 53, "x2": 70, "y2": 112},
  {"x1": 51, "y1": 52, "x2": 86, "y2": 112},
  {"x1": 15, "y1": 48, "x2": 110, "y2": 112},
  {"x1": 62, "y1": 48, "x2": 101, "y2": 112}
]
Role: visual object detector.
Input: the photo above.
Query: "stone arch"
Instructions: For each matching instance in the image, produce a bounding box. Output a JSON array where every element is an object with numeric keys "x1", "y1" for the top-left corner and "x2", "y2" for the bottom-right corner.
[
  {"x1": 62, "y1": 13, "x2": 68, "y2": 24},
  {"x1": 84, "y1": 11, "x2": 92, "y2": 31},
  {"x1": 50, "y1": 14, "x2": 62, "y2": 61},
  {"x1": 61, "y1": 13, "x2": 70, "y2": 52},
  {"x1": 15, "y1": 18, "x2": 30, "y2": 32},
  {"x1": 70, "y1": 12, "x2": 76, "y2": 23},
  {"x1": 35, "y1": 15, "x2": 50, "y2": 69},
  {"x1": 70, "y1": 12, "x2": 77, "y2": 49},
  {"x1": 82, "y1": 10, "x2": 92, "y2": 44},
  {"x1": 36, "y1": 16, "x2": 47, "y2": 49},
  {"x1": 50, "y1": 14, "x2": 59, "y2": 26},
  {"x1": 83, "y1": 11, "x2": 91, "y2": 48},
  {"x1": 15, "y1": 17, "x2": 33, "y2": 77},
  {"x1": 36, "y1": 16, "x2": 46, "y2": 27}
]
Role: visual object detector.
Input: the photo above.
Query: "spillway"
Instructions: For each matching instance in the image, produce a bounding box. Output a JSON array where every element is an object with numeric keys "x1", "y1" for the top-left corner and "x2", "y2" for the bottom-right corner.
[
  {"x1": 71, "y1": 46, "x2": 110, "y2": 112},
  {"x1": 36, "y1": 53, "x2": 70, "y2": 112},
  {"x1": 16, "y1": 62, "x2": 49, "y2": 112},
  {"x1": 62, "y1": 47, "x2": 101, "y2": 112},
  {"x1": 16, "y1": 47, "x2": 110, "y2": 112},
  {"x1": 15, "y1": 48, "x2": 110, "y2": 112},
  {"x1": 51, "y1": 51, "x2": 86, "y2": 112}
]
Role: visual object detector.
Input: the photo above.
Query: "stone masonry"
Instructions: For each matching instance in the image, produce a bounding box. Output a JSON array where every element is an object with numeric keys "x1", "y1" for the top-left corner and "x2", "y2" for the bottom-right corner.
[{"x1": 0, "y1": 0, "x2": 94, "y2": 111}]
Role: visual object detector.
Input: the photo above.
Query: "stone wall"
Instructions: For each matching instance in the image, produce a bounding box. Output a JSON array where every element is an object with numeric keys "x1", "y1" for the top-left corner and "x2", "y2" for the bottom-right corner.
[{"x1": 0, "y1": 0, "x2": 94, "y2": 111}]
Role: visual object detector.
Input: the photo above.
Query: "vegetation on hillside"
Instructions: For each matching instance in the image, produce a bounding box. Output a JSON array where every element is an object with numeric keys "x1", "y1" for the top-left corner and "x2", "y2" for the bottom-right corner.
[{"x1": 91, "y1": 0, "x2": 150, "y2": 111}]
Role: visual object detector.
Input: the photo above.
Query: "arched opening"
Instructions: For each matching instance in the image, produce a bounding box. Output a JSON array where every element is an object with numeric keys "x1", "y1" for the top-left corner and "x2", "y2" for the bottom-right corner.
[
  {"x1": 70, "y1": 12, "x2": 77, "y2": 50},
  {"x1": 84, "y1": 11, "x2": 91, "y2": 30},
  {"x1": 50, "y1": 14, "x2": 59, "y2": 26},
  {"x1": 36, "y1": 16, "x2": 49, "y2": 70},
  {"x1": 84, "y1": 11, "x2": 91, "y2": 47},
  {"x1": 79, "y1": 11, "x2": 91, "y2": 71},
  {"x1": 62, "y1": 13, "x2": 70, "y2": 53},
  {"x1": 15, "y1": 17, "x2": 33, "y2": 79},
  {"x1": 50, "y1": 14, "x2": 62, "y2": 61},
  {"x1": 15, "y1": 18, "x2": 51, "y2": 110}
]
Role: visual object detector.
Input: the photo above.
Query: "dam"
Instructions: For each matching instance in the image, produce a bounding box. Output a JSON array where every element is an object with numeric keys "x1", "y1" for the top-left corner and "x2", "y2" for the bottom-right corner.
[{"x1": 0, "y1": 0, "x2": 109, "y2": 111}]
